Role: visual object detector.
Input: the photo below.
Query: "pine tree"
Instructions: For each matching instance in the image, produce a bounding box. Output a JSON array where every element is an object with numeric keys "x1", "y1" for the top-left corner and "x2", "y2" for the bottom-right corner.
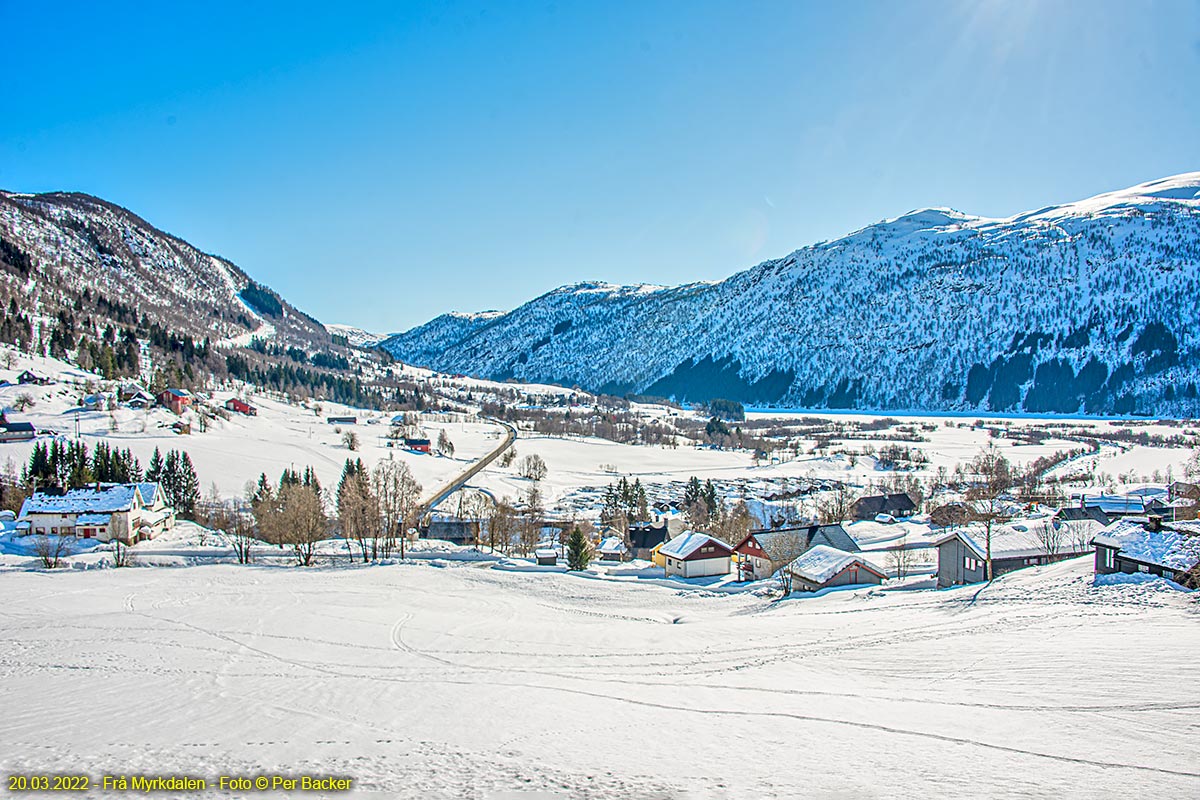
[
  {"x1": 178, "y1": 452, "x2": 200, "y2": 518},
  {"x1": 566, "y1": 526, "x2": 591, "y2": 571},
  {"x1": 146, "y1": 448, "x2": 163, "y2": 483}
]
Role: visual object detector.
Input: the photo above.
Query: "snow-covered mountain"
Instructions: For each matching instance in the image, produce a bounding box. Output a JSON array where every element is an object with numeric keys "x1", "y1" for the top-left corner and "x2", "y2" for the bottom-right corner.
[
  {"x1": 0, "y1": 190, "x2": 332, "y2": 350},
  {"x1": 382, "y1": 174, "x2": 1200, "y2": 416},
  {"x1": 325, "y1": 323, "x2": 389, "y2": 349}
]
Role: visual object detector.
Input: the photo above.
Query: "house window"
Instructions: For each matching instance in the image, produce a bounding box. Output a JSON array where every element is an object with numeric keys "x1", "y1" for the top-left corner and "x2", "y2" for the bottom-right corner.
[
  {"x1": 1102, "y1": 549, "x2": 1114, "y2": 569},
  {"x1": 1138, "y1": 564, "x2": 1149, "y2": 573}
]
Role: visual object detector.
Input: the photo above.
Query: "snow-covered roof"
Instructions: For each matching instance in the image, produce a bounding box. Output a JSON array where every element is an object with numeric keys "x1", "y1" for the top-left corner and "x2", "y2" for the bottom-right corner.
[
  {"x1": 1092, "y1": 519, "x2": 1200, "y2": 572},
  {"x1": 76, "y1": 513, "x2": 111, "y2": 525},
  {"x1": 597, "y1": 536, "x2": 627, "y2": 553},
  {"x1": 20, "y1": 484, "x2": 146, "y2": 516},
  {"x1": 534, "y1": 548, "x2": 558, "y2": 559},
  {"x1": 787, "y1": 545, "x2": 884, "y2": 585},
  {"x1": 659, "y1": 531, "x2": 727, "y2": 560},
  {"x1": 1079, "y1": 494, "x2": 1163, "y2": 515},
  {"x1": 935, "y1": 520, "x2": 1093, "y2": 561},
  {"x1": 137, "y1": 483, "x2": 160, "y2": 506}
]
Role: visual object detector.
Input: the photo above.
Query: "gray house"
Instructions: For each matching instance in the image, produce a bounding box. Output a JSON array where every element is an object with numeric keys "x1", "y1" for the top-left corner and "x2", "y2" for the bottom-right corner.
[
  {"x1": 786, "y1": 545, "x2": 887, "y2": 593},
  {"x1": 935, "y1": 520, "x2": 1094, "y2": 588},
  {"x1": 1092, "y1": 516, "x2": 1200, "y2": 585}
]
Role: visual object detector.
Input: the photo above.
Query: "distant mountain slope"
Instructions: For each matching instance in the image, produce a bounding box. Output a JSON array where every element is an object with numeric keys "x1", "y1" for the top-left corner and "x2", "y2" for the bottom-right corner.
[
  {"x1": 0, "y1": 190, "x2": 332, "y2": 351},
  {"x1": 382, "y1": 174, "x2": 1200, "y2": 416},
  {"x1": 325, "y1": 323, "x2": 388, "y2": 349}
]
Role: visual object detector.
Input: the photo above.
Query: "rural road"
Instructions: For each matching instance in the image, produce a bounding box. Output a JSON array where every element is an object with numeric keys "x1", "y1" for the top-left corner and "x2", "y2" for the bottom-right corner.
[{"x1": 415, "y1": 417, "x2": 517, "y2": 518}]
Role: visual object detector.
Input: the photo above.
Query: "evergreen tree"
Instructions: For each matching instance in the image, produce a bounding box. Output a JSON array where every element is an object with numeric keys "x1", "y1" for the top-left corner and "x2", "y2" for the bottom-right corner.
[
  {"x1": 177, "y1": 452, "x2": 200, "y2": 518},
  {"x1": 566, "y1": 526, "x2": 591, "y2": 571},
  {"x1": 703, "y1": 480, "x2": 719, "y2": 521},
  {"x1": 146, "y1": 448, "x2": 163, "y2": 483}
]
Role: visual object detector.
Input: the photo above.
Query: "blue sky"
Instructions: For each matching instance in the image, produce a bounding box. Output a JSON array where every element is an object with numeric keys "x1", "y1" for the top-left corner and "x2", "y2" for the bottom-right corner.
[{"x1": 2, "y1": 1, "x2": 1198, "y2": 333}]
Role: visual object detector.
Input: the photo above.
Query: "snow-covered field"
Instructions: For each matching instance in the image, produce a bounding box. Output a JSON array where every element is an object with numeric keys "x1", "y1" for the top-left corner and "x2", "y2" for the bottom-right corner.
[
  {"x1": 1, "y1": 557, "x2": 1196, "y2": 799},
  {"x1": 0, "y1": 352, "x2": 502, "y2": 501}
]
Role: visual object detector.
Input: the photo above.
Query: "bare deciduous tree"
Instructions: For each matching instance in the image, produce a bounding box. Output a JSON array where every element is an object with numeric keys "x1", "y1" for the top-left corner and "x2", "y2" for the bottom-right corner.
[
  {"x1": 519, "y1": 454, "x2": 548, "y2": 481},
  {"x1": 1034, "y1": 520, "x2": 1065, "y2": 557},
  {"x1": 887, "y1": 535, "x2": 916, "y2": 580},
  {"x1": 34, "y1": 534, "x2": 74, "y2": 569},
  {"x1": 111, "y1": 535, "x2": 135, "y2": 568},
  {"x1": 487, "y1": 497, "x2": 518, "y2": 554},
  {"x1": 374, "y1": 458, "x2": 421, "y2": 559},
  {"x1": 966, "y1": 446, "x2": 1015, "y2": 582},
  {"x1": 816, "y1": 484, "x2": 857, "y2": 525},
  {"x1": 277, "y1": 483, "x2": 327, "y2": 566}
]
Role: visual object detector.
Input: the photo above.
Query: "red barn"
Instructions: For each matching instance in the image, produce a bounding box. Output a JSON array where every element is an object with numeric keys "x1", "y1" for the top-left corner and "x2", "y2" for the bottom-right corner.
[
  {"x1": 405, "y1": 438, "x2": 432, "y2": 453},
  {"x1": 224, "y1": 398, "x2": 258, "y2": 416}
]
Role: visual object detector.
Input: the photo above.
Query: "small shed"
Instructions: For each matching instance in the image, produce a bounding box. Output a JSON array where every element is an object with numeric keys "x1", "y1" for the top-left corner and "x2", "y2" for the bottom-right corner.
[
  {"x1": 535, "y1": 548, "x2": 558, "y2": 566},
  {"x1": 225, "y1": 398, "x2": 258, "y2": 416},
  {"x1": 405, "y1": 438, "x2": 432, "y2": 453},
  {"x1": 786, "y1": 545, "x2": 886, "y2": 593},
  {"x1": 597, "y1": 536, "x2": 629, "y2": 562},
  {"x1": 327, "y1": 415, "x2": 357, "y2": 425}
]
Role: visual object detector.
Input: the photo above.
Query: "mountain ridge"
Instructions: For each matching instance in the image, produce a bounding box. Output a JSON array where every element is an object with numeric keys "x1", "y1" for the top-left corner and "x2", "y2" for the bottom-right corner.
[{"x1": 381, "y1": 173, "x2": 1200, "y2": 416}]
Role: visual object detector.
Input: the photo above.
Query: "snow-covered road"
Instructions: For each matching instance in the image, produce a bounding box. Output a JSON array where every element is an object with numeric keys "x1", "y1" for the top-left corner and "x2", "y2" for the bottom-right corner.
[{"x1": 1, "y1": 559, "x2": 1196, "y2": 798}]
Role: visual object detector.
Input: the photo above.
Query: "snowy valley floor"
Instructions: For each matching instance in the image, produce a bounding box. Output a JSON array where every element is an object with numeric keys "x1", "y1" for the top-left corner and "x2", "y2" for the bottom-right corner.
[{"x1": 1, "y1": 559, "x2": 1197, "y2": 799}]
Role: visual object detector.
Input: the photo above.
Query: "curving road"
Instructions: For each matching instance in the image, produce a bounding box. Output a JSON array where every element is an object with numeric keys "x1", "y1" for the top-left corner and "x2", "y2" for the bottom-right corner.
[{"x1": 415, "y1": 417, "x2": 516, "y2": 518}]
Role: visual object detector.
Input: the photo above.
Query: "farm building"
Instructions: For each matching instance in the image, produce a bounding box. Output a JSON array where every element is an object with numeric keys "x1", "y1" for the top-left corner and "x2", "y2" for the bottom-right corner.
[
  {"x1": 17, "y1": 370, "x2": 51, "y2": 385},
  {"x1": 18, "y1": 482, "x2": 175, "y2": 544},
  {"x1": 786, "y1": 545, "x2": 886, "y2": 593},
  {"x1": 405, "y1": 438, "x2": 432, "y2": 453},
  {"x1": 853, "y1": 493, "x2": 918, "y2": 521},
  {"x1": 734, "y1": 524, "x2": 859, "y2": 581},
  {"x1": 327, "y1": 416, "x2": 357, "y2": 425},
  {"x1": 224, "y1": 398, "x2": 258, "y2": 416},
  {"x1": 659, "y1": 532, "x2": 732, "y2": 578},
  {"x1": 423, "y1": 516, "x2": 479, "y2": 545},
  {"x1": 1092, "y1": 517, "x2": 1200, "y2": 586},
  {"x1": 0, "y1": 411, "x2": 35, "y2": 443},
  {"x1": 935, "y1": 519, "x2": 1095, "y2": 588},
  {"x1": 157, "y1": 388, "x2": 193, "y2": 415}
]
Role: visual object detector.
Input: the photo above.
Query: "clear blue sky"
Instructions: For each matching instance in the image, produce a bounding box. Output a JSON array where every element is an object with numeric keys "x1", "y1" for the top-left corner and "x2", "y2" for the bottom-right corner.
[{"x1": 2, "y1": 1, "x2": 1198, "y2": 333}]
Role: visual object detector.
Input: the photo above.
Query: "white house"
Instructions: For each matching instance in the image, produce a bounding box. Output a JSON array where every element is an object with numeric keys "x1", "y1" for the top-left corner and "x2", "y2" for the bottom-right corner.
[
  {"x1": 659, "y1": 531, "x2": 733, "y2": 578},
  {"x1": 18, "y1": 482, "x2": 175, "y2": 544}
]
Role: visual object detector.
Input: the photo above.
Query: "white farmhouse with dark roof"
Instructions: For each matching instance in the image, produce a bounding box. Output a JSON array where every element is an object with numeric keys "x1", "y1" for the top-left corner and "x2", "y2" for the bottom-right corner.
[{"x1": 18, "y1": 483, "x2": 175, "y2": 544}]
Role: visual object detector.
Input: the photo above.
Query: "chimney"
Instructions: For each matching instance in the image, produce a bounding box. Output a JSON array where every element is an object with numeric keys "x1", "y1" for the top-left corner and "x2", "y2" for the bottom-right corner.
[{"x1": 1145, "y1": 515, "x2": 1163, "y2": 533}]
